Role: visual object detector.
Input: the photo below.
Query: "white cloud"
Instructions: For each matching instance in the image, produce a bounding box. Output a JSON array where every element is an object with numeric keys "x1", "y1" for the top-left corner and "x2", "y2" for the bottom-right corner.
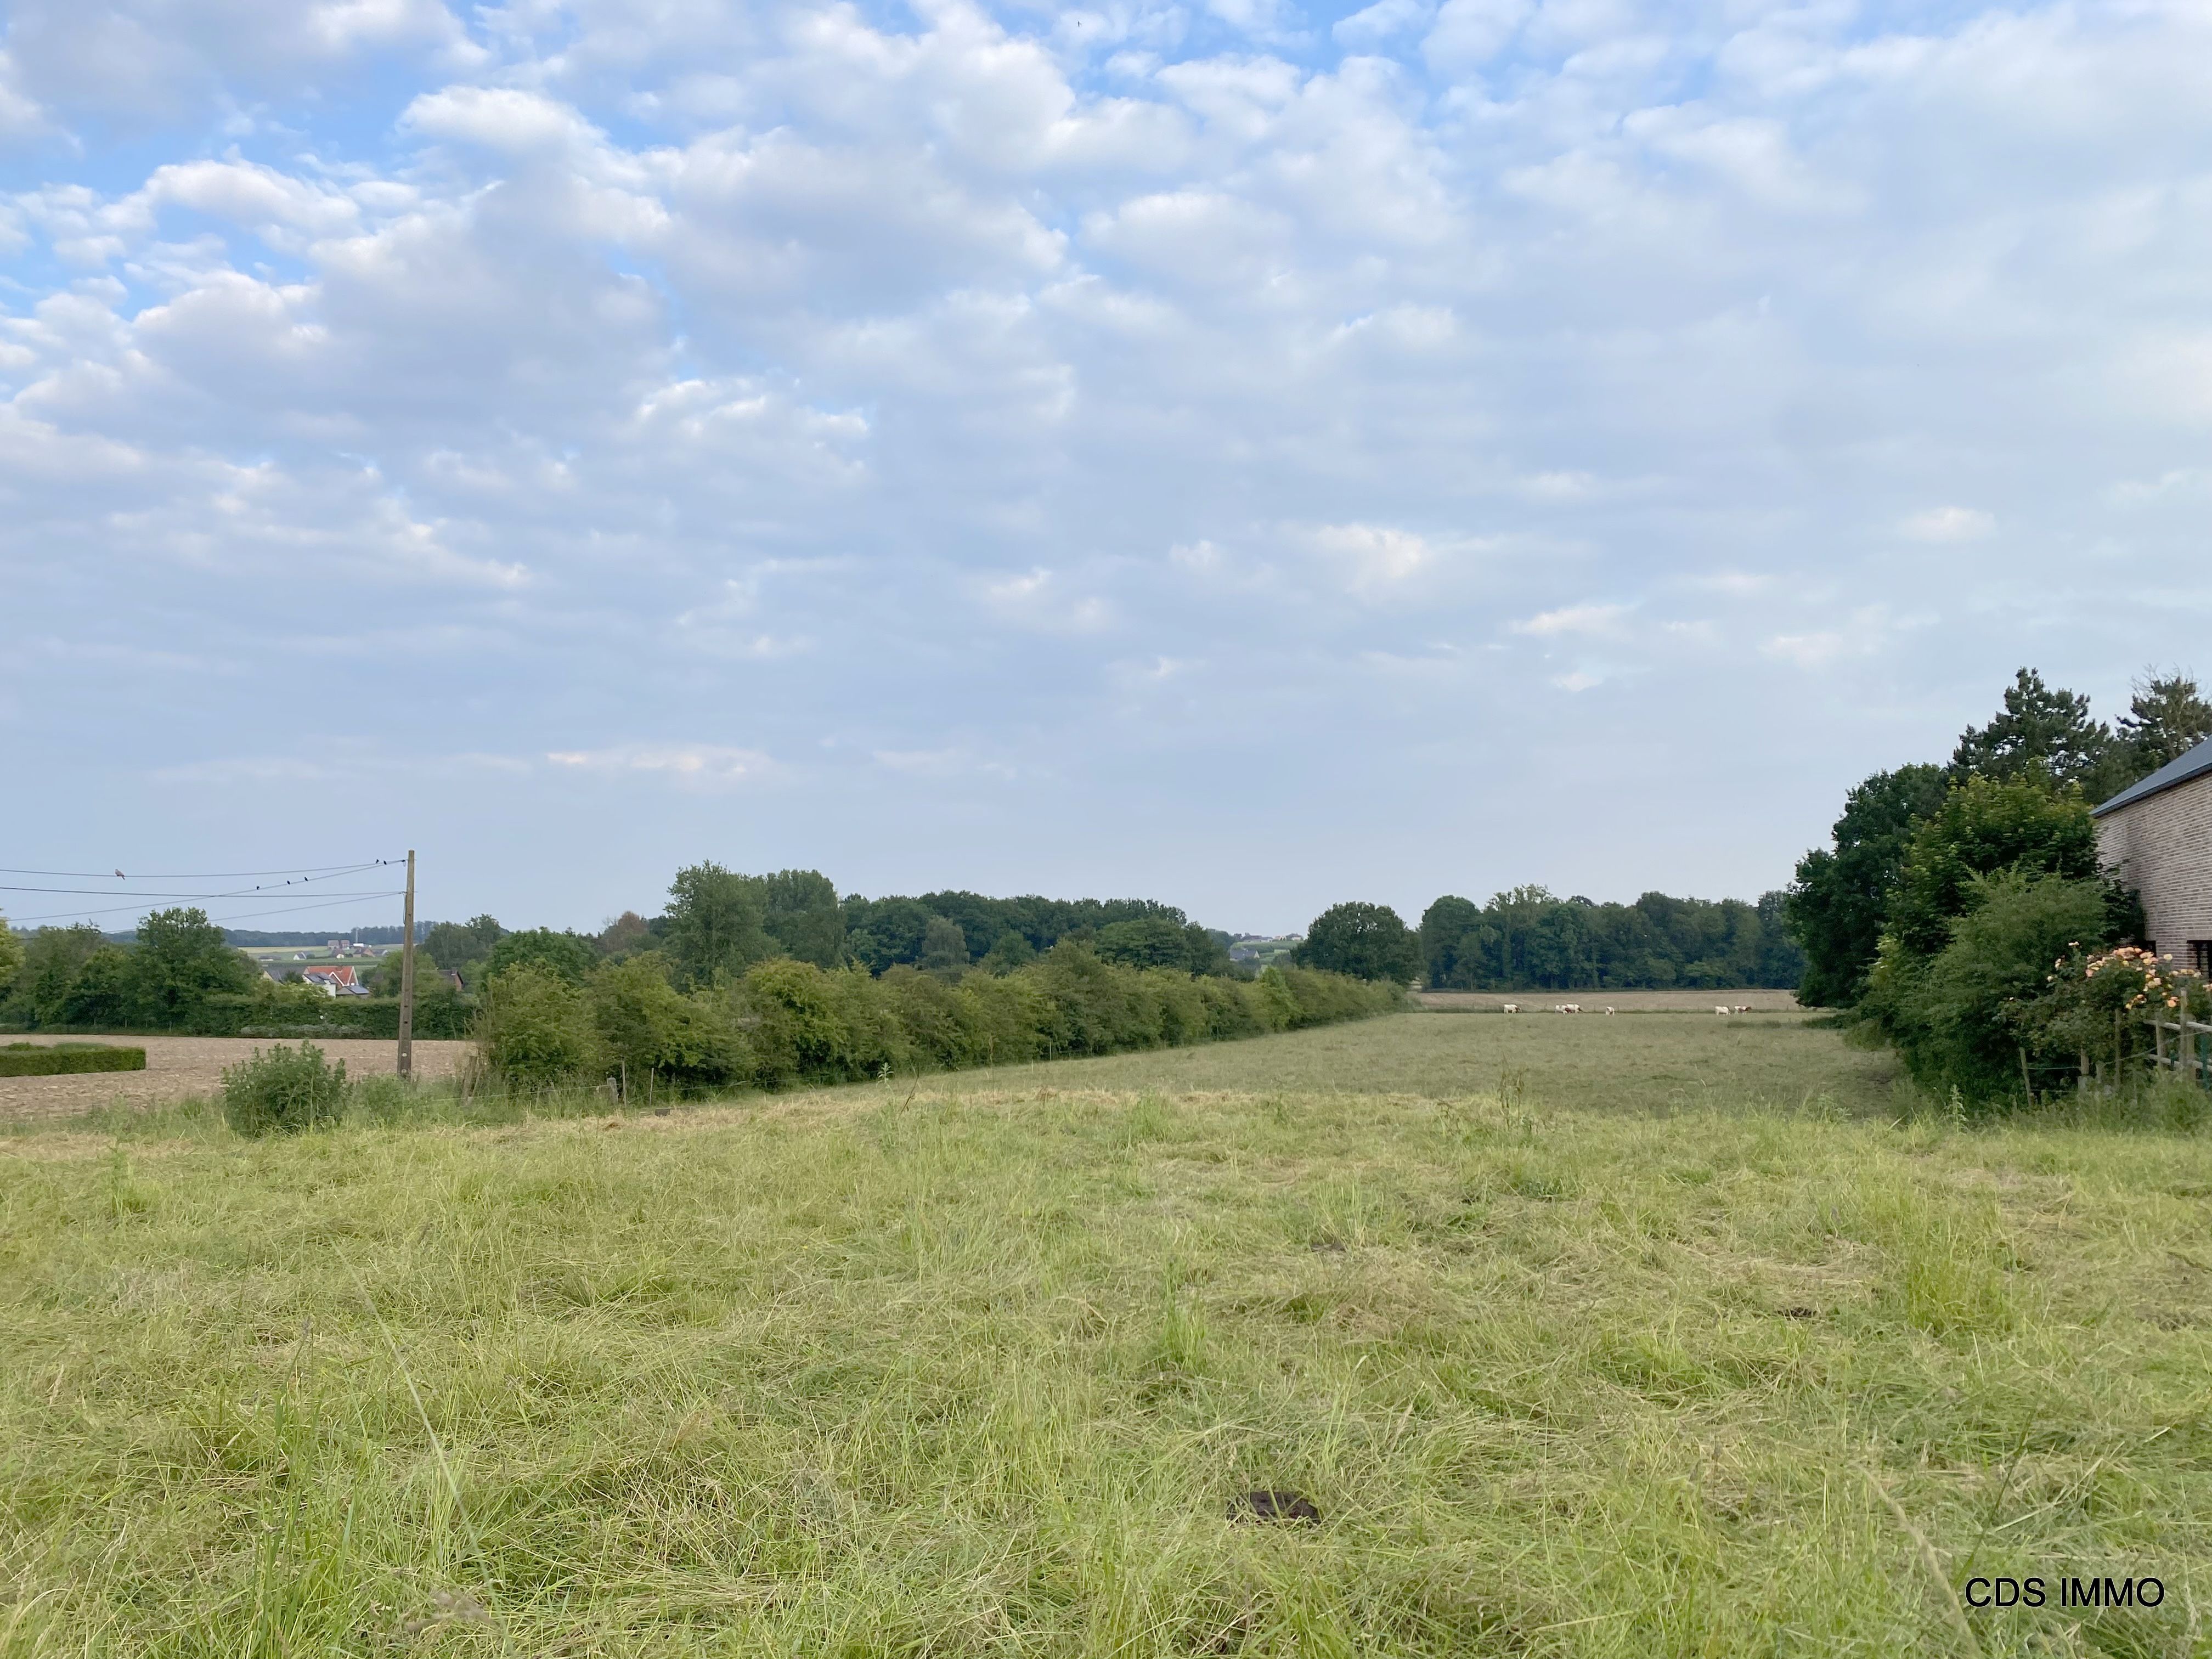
[
  {"x1": 981, "y1": 567, "x2": 1113, "y2": 632},
  {"x1": 1310, "y1": 523, "x2": 1436, "y2": 594},
  {"x1": 545, "y1": 746, "x2": 776, "y2": 786},
  {"x1": 7, "y1": 0, "x2": 2212, "y2": 924},
  {"x1": 1513, "y1": 603, "x2": 1629, "y2": 638},
  {"x1": 1900, "y1": 506, "x2": 1995, "y2": 543}
]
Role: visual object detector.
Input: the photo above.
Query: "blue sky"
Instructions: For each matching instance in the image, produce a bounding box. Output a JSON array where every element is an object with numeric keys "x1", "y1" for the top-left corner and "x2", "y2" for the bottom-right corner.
[{"x1": 3, "y1": 0, "x2": 2209, "y2": 936}]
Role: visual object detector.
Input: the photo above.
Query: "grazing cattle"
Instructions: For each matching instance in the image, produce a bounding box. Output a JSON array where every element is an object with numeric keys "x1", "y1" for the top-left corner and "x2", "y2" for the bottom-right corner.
[
  {"x1": 1554, "y1": 1003, "x2": 1583, "y2": 1014},
  {"x1": 1734, "y1": 1004, "x2": 1751, "y2": 1014},
  {"x1": 1714, "y1": 1005, "x2": 1734, "y2": 1015},
  {"x1": 1604, "y1": 1007, "x2": 1616, "y2": 1015},
  {"x1": 1500, "y1": 1002, "x2": 1520, "y2": 1013}
]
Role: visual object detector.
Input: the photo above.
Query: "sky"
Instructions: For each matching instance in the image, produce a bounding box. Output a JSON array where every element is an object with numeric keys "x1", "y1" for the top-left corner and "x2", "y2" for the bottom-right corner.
[{"x1": 2, "y1": 0, "x2": 2209, "y2": 938}]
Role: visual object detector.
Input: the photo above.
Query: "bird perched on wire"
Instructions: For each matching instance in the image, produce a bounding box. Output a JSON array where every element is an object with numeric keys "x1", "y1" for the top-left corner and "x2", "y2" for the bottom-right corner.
[{"x1": 114, "y1": 869, "x2": 126, "y2": 878}]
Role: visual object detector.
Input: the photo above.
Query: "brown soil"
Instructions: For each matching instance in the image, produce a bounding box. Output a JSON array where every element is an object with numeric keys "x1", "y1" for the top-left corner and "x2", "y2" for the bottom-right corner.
[{"x1": 0, "y1": 1036, "x2": 471, "y2": 1124}]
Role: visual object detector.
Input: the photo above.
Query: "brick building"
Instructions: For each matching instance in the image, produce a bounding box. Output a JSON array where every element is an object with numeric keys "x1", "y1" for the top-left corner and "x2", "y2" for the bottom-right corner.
[{"x1": 2095, "y1": 736, "x2": 2212, "y2": 975}]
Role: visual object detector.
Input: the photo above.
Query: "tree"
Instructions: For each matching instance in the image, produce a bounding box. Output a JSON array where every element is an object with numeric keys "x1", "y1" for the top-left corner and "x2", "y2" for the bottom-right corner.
[
  {"x1": 979, "y1": 929, "x2": 1035, "y2": 973},
  {"x1": 476, "y1": 962, "x2": 603, "y2": 1090},
  {"x1": 0, "y1": 917, "x2": 22, "y2": 1003},
  {"x1": 918, "y1": 915, "x2": 970, "y2": 976},
  {"x1": 1888, "y1": 776, "x2": 2112, "y2": 960},
  {"x1": 761, "y1": 870, "x2": 845, "y2": 968},
  {"x1": 2113, "y1": 670, "x2": 2212, "y2": 783},
  {"x1": 5, "y1": 924, "x2": 107, "y2": 1027},
  {"x1": 1418, "y1": 895, "x2": 1480, "y2": 988},
  {"x1": 1784, "y1": 763, "x2": 1952, "y2": 1006},
  {"x1": 484, "y1": 928, "x2": 600, "y2": 986},
  {"x1": 1294, "y1": 902, "x2": 1420, "y2": 983},
  {"x1": 664, "y1": 861, "x2": 776, "y2": 988},
  {"x1": 1180, "y1": 924, "x2": 1235, "y2": 977},
  {"x1": 589, "y1": 956, "x2": 737, "y2": 1093},
  {"x1": 1950, "y1": 667, "x2": 2112, "y2": 791},
  {"x1": 1095, "y1": 915, "x2": 1194, "y2": 970},
  {"x1": 596, "y1": 911, "x2": 653, "y2": 957},
  {"x1": 126, "y1": 908, "x2": 256, "y2": 1029},
  {"x1": 61, "y1": 946, "x2": 133, "y2": 1028},
  {"x1": 1863, "y1": 871, "x2": 2115, "y2": 1108},
  {"x1": 424, "y1": 915, "x2": 505, "y2": 986}
]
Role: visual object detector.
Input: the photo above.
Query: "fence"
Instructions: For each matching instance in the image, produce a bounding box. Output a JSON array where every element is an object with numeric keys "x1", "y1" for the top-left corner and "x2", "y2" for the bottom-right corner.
[{"x1": 2148, "y1": 1015, "x2": 2212, "y2": 1087}]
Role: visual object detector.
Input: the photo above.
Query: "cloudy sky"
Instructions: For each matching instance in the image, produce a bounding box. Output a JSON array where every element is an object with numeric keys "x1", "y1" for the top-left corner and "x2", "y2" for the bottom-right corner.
[{"x1": 3, "y1": 0, "x2": 2208, "y2": 936}]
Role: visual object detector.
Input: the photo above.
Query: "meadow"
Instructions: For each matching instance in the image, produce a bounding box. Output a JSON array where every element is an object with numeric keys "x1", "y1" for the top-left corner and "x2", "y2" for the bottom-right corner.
[{"x1": 3, "y1": 1010, "x2": 2209, "y2": 1655}]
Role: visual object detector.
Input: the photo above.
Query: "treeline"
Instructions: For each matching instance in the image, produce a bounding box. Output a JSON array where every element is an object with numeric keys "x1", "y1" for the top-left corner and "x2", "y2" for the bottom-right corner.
[
  {"x1": 1785, "y1": 667, "x2": 2212, "y2": 1110},
  {"x1": 1277, "y1": 891, "x2": 1802, "y2": 989},
  {"x1": 420, "y1": 866, "x2": 1235, "y2": 990},
  {"x1": 0, "y1": 911, "x2": 472, "y2": 1039},
  {"x1": 478, "y1": 951, "x2": 1402, "y2": 1096},
  {"x1": 0, "y1": 866, "x2": 1255, "y2": 1043},
  {"x1": 1418, "y1": 888, "x2": 1802, "y2": 990}
]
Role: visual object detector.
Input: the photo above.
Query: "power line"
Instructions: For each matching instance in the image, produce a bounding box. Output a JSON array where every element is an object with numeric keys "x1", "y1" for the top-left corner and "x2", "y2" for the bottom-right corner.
[
  {"x1": 9, "y1": 890, "x2": 406, "y2": 926},
  {"x1": 0, "y1": 860, "x2": 401, "y2": 879},
  {"x1": 3, "y1": 883, "x2": 399, "y2": 900}
]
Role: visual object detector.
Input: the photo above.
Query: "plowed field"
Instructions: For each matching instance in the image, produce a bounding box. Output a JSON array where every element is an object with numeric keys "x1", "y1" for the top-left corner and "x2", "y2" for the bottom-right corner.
[{"x1": 0, "y1": 1036, "x2": 470, "y2": 1123}]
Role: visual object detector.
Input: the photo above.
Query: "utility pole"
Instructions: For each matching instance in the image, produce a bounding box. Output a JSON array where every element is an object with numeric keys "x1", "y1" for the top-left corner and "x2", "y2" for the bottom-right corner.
[{"x1": 397, "y1": 849, "x2": 417, "y2": 1081}]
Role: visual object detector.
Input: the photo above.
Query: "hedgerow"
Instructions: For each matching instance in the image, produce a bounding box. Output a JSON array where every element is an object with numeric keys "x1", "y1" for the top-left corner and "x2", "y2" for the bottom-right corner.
[
  {"x1": 0, "y1": 1042, "x2": 146, "y2": 1077},
  {"x1": 471, "y1": 945, "x2": 1403, "y2": 1097}
]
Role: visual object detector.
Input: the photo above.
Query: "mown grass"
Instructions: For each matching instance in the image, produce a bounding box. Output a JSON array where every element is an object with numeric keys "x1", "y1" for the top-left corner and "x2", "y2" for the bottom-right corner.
[{"x1": 2, "y1": 1013, "x2": 2210, "y2": 1655}]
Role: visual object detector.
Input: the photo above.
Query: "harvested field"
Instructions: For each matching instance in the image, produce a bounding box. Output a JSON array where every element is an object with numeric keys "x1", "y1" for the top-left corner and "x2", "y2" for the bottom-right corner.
[
  {"x1": 0, "y1": 1036, "x2": 470, "y2": 1124},
  {"x1": 1415, "y1": 987, "x2": 1803, "y2": 1012}
]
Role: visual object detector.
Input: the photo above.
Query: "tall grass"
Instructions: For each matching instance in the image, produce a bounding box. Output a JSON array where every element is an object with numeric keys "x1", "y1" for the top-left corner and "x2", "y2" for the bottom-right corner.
[{"x1": 2, "y1": 1013, "x2": 2206, "y2": 1653}]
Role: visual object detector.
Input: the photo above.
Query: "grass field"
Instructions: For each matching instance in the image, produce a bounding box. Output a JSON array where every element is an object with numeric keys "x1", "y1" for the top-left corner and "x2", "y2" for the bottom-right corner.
[{"x1": 3, "y1": 1011, "x2": 2210, "y2": 1655}]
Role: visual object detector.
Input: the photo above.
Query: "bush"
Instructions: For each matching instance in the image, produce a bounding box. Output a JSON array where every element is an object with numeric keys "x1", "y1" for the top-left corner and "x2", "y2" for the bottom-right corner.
[
  {"x1": 1865, "y1": 871, "x2": 2121, "y2": 1111},
  {"x1": 476, "y1": 963, "x2": 603, "y2": 1091},
  {"x1": 591, "y1": 956, "x2": 740, "y2": 1095},
  {"x1": 470, "y1": 942, "x2": 1402, "y2": 1101},
  {"x1": 221, "y1": 1042, "x2": 348, "y2": 1137},
  {"x1": 0, "y1": 1043, "x2": 147, "y2": 1077}
]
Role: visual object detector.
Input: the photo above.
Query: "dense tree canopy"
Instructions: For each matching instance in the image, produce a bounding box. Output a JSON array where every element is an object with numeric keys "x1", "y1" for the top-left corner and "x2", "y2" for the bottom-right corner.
[
  {"x1": 1786, "y1": 665, "x2": 2204, "y2": 1010},
  {"x1": 484, "y1": 927, "x2": 601, "y2": 986},
  {"x1": 1887, "y1": 777, "x2": 2111, "y2": 959},
  {"x1": 663, "y1": 862, "x2": 778, "y2": 989},
  {"x1": 1784, "y1": 764, "x2": 1951, "y2": 1007},
  {"x1": 1421, "y1": 887, "x2": 1803, "y2": 991},
  {"x1": 1949, "y1": 668, "x2": 2113, "y2": 791},
  {"x1": 1295, "y1": 902, "x2": 1421, "y2": 984},
  {"x1": 421, "y1": 915, "x2": 506, "y2": 986},
  {"x1": 2114, "y1": 671, "x2": 2212, "y2": 781}
]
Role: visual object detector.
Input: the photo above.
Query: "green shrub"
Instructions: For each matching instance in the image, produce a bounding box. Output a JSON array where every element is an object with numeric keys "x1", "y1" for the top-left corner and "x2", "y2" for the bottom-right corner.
[
  {"x1": 590, "y1": 956, "x2": 740, "y2": 1095},
  {"x1": 221, "y1": 1043, "x2": 348, "y2": 1137},
  {"x1": 0, "y1": 1043, "x2": 147, "y2": 1077},
  {"x1": 476, "y1": 963, "x2": 604, "y2": 1091}
]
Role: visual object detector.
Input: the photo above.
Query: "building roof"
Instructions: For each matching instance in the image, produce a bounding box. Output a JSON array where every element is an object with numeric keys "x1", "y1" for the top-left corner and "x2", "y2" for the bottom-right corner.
[
  {"x1": 2093, "y1": 736, "x2": 2212, "y2": 817},
  {"x1": 301, "y1": 965, "x2": 360, "y2": 986}
]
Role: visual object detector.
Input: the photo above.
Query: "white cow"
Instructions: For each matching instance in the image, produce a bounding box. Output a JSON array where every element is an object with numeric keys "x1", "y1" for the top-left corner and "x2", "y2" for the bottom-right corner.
[
  {"x1": 1604, "y1": 1007, "x2": 1616, "y2": 1015},
  {"x1": 1555, "y1": 1003, "x2": 1583, "y2": 1014},
  {"x1": 1734, "y1": 1004, "x2": 1751, "y2": 1014},
  {"x1": 1714, "y1": 1005, "x2": 1734, "y2": 1015},
  {"x1": 1500, "y1": 1002, "x2": 1520, "y2": 1013}
]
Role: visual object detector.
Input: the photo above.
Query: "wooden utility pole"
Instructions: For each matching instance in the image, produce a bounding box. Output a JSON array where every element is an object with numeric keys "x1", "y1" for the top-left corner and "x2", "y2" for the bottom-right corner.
[{"x1": 397, "y1": 849, "x2": 417, "y2": 1081}]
